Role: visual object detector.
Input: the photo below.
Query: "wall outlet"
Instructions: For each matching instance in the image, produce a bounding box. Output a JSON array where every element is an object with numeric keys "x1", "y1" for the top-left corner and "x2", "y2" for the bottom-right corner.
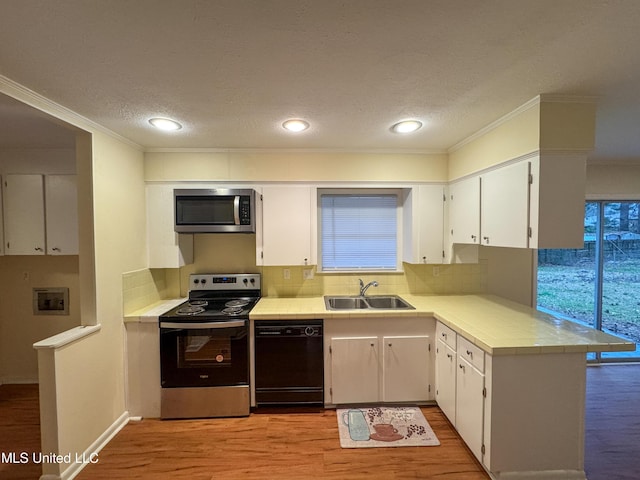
[
  {"x1": 303, "y1": 269, "x2": 314, "y2": 280},
  {"x1": 433, "y1": 267, "x2": 440, "y2": 277},
  {"x1": 283, "y1": 269, "x2": 291, "y2": 280}
]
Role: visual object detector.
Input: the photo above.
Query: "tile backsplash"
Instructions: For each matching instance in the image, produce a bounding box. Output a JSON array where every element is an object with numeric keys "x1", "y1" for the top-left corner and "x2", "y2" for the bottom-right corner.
[
  {"x1": 262, "y1": 261, "x2": 487, "y2": 298},
  {"x1": 122, "y1": 261, "x2": 487, "y2": 312},
  {"x1": 122, "y1": 268, "x2": 179, "y2": 315}
]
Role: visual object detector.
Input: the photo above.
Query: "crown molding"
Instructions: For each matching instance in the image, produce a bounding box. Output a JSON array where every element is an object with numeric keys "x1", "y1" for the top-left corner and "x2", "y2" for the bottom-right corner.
[
  {"x1": 448, "y1": 96, "x2": 541, "y2": 154},
  {"x1": 0, "y1": 74, "x2": 142, "y2": 151},
  {"x1": 143, "y1": 147, "x2": 448, "y2": 155},
  {"x1": 448, "y1": 94, "x2": 600, "y2": 154}
]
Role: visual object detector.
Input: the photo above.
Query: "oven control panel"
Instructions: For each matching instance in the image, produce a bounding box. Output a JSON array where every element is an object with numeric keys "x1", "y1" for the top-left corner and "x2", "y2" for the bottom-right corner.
[{"x1": 190, "y1": 274, "x2": 261, "y2": 291}]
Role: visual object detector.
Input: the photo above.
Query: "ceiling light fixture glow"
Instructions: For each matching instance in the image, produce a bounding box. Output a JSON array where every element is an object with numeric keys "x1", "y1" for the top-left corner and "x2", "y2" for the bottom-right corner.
[
  {"x1": 282, "y1": 119, "x2": 310, "y2": 132},
  {"x1": 149, "y1": 117, "x2": 183, "y2": 131},
  {"x1": 391, "y1": 120, "x2": 423, "y2": 134}
]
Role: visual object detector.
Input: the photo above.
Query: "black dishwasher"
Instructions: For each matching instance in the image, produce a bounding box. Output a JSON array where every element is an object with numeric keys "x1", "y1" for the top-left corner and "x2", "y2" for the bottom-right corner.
[{"x1": 254, "y1": 320, "x2": 324, "y2": 406}]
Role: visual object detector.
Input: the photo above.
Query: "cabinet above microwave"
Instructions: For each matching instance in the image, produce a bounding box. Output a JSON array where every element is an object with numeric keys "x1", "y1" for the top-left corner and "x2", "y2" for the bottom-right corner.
[{"x1": 174, "y1": 188, "x2": 256, "y2": 233}]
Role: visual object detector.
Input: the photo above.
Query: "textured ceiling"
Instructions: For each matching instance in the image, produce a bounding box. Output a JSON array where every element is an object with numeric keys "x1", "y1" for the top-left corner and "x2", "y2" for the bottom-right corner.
[{"x1": 1, "y1": 0, "x2": 640, "y2": 162}]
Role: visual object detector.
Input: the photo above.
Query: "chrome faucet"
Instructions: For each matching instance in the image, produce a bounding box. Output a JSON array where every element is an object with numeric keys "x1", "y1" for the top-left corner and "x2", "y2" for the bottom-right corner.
[{"x1": 359, "y1": 279, "x2": 379, "y2": 297}]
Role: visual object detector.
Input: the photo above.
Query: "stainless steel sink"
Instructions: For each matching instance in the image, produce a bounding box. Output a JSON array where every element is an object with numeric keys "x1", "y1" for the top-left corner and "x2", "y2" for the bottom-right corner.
[
  {"x1": 324, "y1": 295, "x2": 414, "y2": 310},
  {"x1": 324, "y1": 296, "x2": 369, "y2": 310},
  {"x1": 365, "y1": 296, "x2": 414, "y2": 309}
]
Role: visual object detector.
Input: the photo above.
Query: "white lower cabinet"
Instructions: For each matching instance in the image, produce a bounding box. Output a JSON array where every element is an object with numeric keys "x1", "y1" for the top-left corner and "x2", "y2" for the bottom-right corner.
[
  {"x1": 435, "y1": 322, "x2": 486, "y2": 463},
  {"x1": 330, "y1": 337, "x2": 380, "y2": 404},
  {"x1": 455, "y1": 355, "x2": 485, "y2": 462},
  {"x1": 326, "y1": 318, "x2": 434, "y2": 405},
  {"x1": 382, "y1": 336, "x2": 431, "y2": 402},
  {"x1": 435, "y1": 338, "x2": 456, "y2": 424}
]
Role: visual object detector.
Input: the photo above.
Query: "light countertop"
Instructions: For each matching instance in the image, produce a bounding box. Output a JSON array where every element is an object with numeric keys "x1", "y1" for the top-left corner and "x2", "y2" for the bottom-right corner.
[
  {"x1": 250, "y1": 294, "x2": 636, "y2": 356},
  {"x1": 124, "y1": 298, "x2": 187, "y2": 324}
]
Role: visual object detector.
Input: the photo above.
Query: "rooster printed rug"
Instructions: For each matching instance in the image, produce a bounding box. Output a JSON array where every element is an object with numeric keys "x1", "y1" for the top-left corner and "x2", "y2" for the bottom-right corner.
[{"x1": 337, "y1": 406, "x2": 440, "y2": 448}]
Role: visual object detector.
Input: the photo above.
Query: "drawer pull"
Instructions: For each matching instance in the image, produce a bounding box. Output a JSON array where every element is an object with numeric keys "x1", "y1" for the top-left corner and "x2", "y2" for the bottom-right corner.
[{"x1": 466, "y1": 349, "x2": 473, "y2": 357}]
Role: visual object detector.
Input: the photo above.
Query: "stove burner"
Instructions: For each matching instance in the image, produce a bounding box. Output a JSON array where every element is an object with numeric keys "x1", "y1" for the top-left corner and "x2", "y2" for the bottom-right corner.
[
  {"x1": 189, "y1": 300, "x2": 208, "y2": 307},
  {"x1": 225, "y1": 299, "x2": 249, "y2": 308},
  {"x1": 222, "y1": 307, "x2": 244, "y2": 316},
  {"x1": 175, "y1": 305, "x2": 206, "y2": 316}
]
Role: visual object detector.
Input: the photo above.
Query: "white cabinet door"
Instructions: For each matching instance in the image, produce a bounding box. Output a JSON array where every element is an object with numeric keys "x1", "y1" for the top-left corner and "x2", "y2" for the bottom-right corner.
[
  {"x1": 261, "y1": 186, "x2": 313, "y2": 266},
  {"x1": 417, "y1": 186, "x2": 445, "y2": 264},
  {"x1": 435, "y1": 338, "x2": 457, "y2": 425},
  {"x1": 146, "y1": 184, "x2": 193, "y2": 268},
  {"x1": 330, "y1": 337, "x2": 379, "y2": 404},
  {"x1": 456, "y1": 355, "x2": 485, "y2": 462},
  {"x1": 449, "y1": 176, "x2": 480, "y2": 245},
  {"x1": 382, "y1": 336, "x2": 431, "y2": 402},
  {"x1": 3, "y1": 174, "x2": 45, "y2": 255},
  {"x1": 480, "y1": 161, "x2": 530, "y2": 248},
  {"x1": 45, "y1": 175, "x2": 78, "y2": 255}
]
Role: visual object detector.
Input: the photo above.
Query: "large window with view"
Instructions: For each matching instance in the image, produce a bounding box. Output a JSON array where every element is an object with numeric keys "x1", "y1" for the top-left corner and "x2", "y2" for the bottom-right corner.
[
  {"x1": 319, "y1": 191, "x2": 399, "y2": 272},
  {"x1": 537, "y1": 201, "x2": 640, "y2": 361}
]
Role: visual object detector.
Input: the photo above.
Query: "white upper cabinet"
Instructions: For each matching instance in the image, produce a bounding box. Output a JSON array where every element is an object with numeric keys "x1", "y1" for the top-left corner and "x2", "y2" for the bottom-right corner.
[
  {"x1": 480, "y1": 161, "x2": 530, "y2": 248},
  {"x1": 449, "y1": 176, "x2": 481, "y2": 245},
  {"x1": 146, "y1": 184, "x2": 193, "y2": 268},
  {"x1": 403, "y1": 185, "x2": 445, "y2": 264},
  {"x1": 529, "y1": 154, "x2": 586, "y2": 249},
  {"x1": 448, "y1": 154, "x2": 587, "y2": 250},
  {"x1": 3, "y1": 174, "x2": 79, "y2": 255},
  {"x1": 45, "y1": 174, "x2": 79, "y2": 255},
  {"x1": 3, "y1": 174, "x2": 46, "y2": 255},
  {"x1": 259, "y1": 185, "x2": 315, "y2": 266}
]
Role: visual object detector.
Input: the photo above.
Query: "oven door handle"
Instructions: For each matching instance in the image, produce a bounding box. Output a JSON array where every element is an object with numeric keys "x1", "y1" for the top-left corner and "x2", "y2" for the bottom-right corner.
[{"x1": 160, "y1": 320, "x2": 246, "y2": 329}]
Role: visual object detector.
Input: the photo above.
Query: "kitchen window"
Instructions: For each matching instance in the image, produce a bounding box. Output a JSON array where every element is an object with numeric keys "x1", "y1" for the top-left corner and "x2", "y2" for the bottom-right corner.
[{"x1": 318, "y1": 190, "x2": 401, "y2": 272}]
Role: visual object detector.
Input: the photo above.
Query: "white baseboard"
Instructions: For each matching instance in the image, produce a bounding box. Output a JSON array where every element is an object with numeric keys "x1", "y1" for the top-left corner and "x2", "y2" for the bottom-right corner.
[{"x1": 40, "y1": 410, "x2": 130, "y2": 480}]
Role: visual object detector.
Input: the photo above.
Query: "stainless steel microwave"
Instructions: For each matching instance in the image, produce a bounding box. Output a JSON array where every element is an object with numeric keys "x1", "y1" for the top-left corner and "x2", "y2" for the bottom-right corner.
[{"x1": 174, "y1": 188, "x2": 256, "y2": 233}]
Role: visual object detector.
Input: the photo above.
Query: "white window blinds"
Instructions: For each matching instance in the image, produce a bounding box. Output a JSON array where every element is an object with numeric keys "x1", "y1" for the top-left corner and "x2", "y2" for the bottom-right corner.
[{"x1": 320, "y1": 194, "x2": 397, "y2": 270}]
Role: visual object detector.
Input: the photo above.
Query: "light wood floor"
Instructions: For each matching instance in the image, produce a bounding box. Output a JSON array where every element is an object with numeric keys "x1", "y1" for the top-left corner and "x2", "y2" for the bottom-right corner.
[
  {"x1": 77, "y1": 406, "x2": 488, "y2": 480},
  {"x1": 2, "y1": 365, "x2": 640, "y2": 479},
  {"x1": 0, "y1": 384, "x2": 41, "y2": 480}
]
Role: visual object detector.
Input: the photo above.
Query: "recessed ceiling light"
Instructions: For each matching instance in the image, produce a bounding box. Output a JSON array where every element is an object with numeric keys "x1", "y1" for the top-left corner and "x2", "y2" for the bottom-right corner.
[
  {"x1": 282, "y1": 119, "x2": 310, "y2": 132},
  {"x1": 149, "y1": 117, "x2": 182, "y2": 131},
  {"x1": 391, "y1": 120, "x2": 423, "y2": 134}
]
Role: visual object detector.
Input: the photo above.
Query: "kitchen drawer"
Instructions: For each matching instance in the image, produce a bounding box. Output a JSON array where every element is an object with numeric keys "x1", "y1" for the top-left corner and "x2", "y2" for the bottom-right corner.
[
  {"x1": 436, "y1": 322, "x2": 457, "y2": 350},
  {"x1": 457, "y1": 335, "x2": 485, "y2": 373}
]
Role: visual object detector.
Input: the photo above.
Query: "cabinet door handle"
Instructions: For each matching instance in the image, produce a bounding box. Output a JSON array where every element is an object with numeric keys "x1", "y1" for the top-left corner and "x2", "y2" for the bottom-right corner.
[
  {"x1": 483, "y1": 236, "x2": 490, "y2": 244},
  {"x1": 471, "y1": 235, "x2": 477, "y2": 242},
  {"x1": 459, "y1": 364, "x2": 465, "y2": 372},
  {"x1": 388, "y1": 343, "x2": 392, "y2": 347},
  {"x1": 441, "y1": 333, "x2": 447, "y2": 339},
  {"x1": 35, "y1": 247, "x2": 43, "y2": 252},
  {"x1": 52, "y1": 247, "x2": 61, "y2": 252},
  {"x1": 446, "y1": 353, "x2": 453, "y2": 359}
]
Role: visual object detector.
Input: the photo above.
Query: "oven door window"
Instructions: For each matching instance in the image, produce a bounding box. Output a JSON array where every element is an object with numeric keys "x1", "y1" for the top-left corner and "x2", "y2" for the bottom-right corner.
[
  {"x1": 161, "y1": 323, "x2": 248, "y2": 388},
  {"x1": 181, "y1": 334, "x2": 232, "y2": 367}
]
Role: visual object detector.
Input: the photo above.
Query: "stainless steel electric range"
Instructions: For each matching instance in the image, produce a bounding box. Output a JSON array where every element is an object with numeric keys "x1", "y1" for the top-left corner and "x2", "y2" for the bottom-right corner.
[{"x1": 159, "y1": 273, "x2": 260, "y2": 419}]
